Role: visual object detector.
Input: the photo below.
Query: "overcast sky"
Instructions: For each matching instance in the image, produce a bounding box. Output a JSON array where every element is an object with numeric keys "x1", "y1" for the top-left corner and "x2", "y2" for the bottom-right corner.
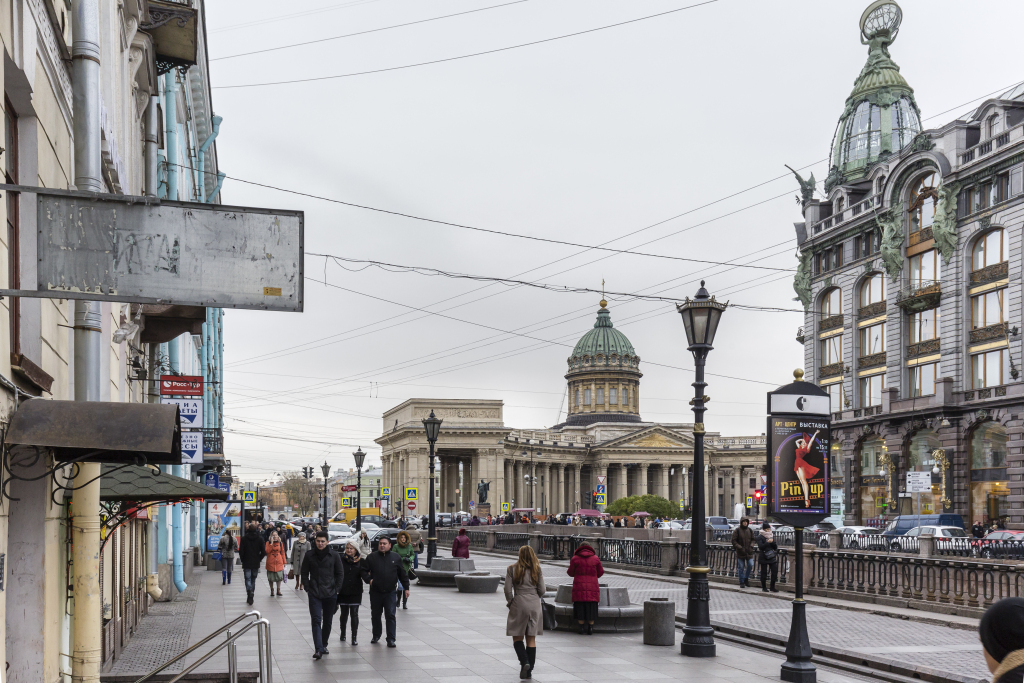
[{"x1": 204, "y1": 0, "x2": 1024, "y2": 484}]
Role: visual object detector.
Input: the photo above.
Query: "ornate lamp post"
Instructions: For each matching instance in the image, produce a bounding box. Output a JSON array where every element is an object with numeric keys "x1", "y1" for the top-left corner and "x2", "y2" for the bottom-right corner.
[
  {"x1": 422, "y1": 410, "x2": 443, "y2": 567},
  {"x1": 677, "y1": 280, "x2": 727, "y2": 658},
  {"x1": 353, "y1": 447, "x2": 366, "y2": 531},
  {"x1": 320, "y1": 461, "x2": 331, "y2": 528}
]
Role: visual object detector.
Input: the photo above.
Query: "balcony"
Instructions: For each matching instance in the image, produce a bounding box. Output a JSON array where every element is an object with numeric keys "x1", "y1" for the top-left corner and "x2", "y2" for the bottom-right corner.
[
  {"x1": 819, "y1": 314, "x2": 844, "y2": 333},
  {"x1": 958, "y1": 123, "x2": 1024, "y2": 167},
  {"x1": 811, "y1": 195, "x2": 882, "y2": 236},
  {"x1": 908, "y1": 226, "x2": 933, "y2": 247},
  {"x1": 819, "y1": 362, "x2": 845, "y2": 379},
  {"x1": 895, "y1": 282, "x2": 941, "y2": 313},
  {"x1": 858, "y1": 352, "x2": 886, "y2": 370},
  {"x1": 200, "y1": 428, "x2": 223, "y2": 454},
  {"x1": 141, "y1": 0, "x2": 198, "y2": 74},
  {"x1": 970, "y1": 322, "x2": 1008, "y2": 345},
  {"x1": 907, "y1": 338, "x2": 940, "y2": 359},
  {"x1": 858, "y1": 301, "x2": 886, "y2": 319},
  {"x1": 970, "y1": 261, "x2": 1009, "y2": 287}
]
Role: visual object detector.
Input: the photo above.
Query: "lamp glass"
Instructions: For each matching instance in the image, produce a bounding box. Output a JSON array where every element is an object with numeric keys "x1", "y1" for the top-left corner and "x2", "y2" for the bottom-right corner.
[
  {"x1": 422, "y1": 410, "x2": 442, "y2": 443},
  {"x1": 321, "y1": 462, "x2": 331, "y2": 478},
  {"x1": 691, "y1": 307, "x2": 710, "y2": 345},
  {"x1": 353, "y1": 448, "x2": 366, "y2": 469},
  {"x1": 681, "y1": 309, "x2": 694, "y2": 347},
  {"x1": 705, "y1": 307, "x2": 723, "y2": 346}
]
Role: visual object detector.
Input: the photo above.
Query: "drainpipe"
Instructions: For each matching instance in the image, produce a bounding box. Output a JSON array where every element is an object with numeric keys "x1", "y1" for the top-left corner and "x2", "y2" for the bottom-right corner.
[
  {"x1": 163, "y1": 72, "x2": 178, "y2": 201},
  {"x1": 209, "y1": 172, "x2": 226, "y2": 203},
  {"x1": 197, "y1": 115, "x2": 222, "y2": 203},
  {"x1": 145, "y1": 95, "x2": 159, "y2": 197},
  {"x1": 71, "y1": 0, "x2": 103, "y2": 678}
]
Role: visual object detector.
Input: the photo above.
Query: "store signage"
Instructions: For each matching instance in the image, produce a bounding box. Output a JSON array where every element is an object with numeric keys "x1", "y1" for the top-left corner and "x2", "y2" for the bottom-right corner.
[
  {"x1": 767, "y1": 379, "x2": 831, "y2": 526},
  {"x1": 204, "y1": 473, "x2": 219, "y2": 489},
  {"x1": 160, "y1": 375, "x2": 203, "y2": 396},
  {"x1": 161, "y1": 397, "x2": 203, "y2": 428},
  {"x1": 181, "y1": 431, "x2": 202, "y2": 464}
]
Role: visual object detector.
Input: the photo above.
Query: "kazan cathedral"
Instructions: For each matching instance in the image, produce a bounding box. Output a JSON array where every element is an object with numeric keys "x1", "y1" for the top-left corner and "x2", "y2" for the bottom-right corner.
[
  {"x1": 376, "y1": 299, "x2": 766, "y2": 519},
  {"x1": 795, "y1": 1, "x2": 1024, "y2": 528}
]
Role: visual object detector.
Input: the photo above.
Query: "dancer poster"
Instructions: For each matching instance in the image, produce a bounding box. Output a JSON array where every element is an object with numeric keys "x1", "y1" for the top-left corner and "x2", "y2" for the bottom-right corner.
[{"x1": 769, "y1": 416, "x2": 829, "y2": 518}]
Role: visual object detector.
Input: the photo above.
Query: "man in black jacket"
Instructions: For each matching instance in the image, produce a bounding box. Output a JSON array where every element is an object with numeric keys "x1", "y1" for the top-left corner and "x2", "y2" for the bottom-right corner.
[
  {"x1": 365, "y1": 536, "x2": 409, "y2": 647},
  {"x1": 300, "y1": 531, "x2": 345, "y2": 659},
  {"x1": 238, "y1": 523, "x2": 267, "y2": 605}
]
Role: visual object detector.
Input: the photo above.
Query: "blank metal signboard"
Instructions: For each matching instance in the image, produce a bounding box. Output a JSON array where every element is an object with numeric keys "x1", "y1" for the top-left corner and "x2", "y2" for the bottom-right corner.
[{"x1": 5, "y1": 186, "x2": 303, "y2": 311}]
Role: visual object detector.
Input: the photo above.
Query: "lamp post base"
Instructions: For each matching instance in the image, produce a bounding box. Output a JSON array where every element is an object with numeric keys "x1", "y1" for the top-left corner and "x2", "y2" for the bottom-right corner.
[
  {"x1": 680, "y1": 627, "x2": 716, "y2": 658},
  {"x1": 681, "y1": 570, "x2": 715, "y2": 658},
  {"x1": 781, "y1": 600, "x2": 815, "y2": 683},
  {"x1": 781, "y1": 661, "x2": 816, "y2": 683}
]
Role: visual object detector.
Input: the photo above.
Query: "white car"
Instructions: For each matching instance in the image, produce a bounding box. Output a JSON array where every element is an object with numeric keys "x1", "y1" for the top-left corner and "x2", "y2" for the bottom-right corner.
[
  {"x1": 328, "y1": 522, "x2": 352, "y2": 542},
  {"x1": 890, "y1": 525, "x2": 968, "y2": 551},
  {"x1": 837, "y1": 526, "x2": 885, "y2": 550}
]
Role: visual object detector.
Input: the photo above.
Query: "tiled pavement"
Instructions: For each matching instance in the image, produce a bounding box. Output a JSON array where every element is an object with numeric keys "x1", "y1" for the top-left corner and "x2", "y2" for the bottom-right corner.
[
  {"x1": 107, "y1": 578, "x2": 201, "y2": 674},
  {"x1": 113, "y1": 562, "x2": 889, "y2": 683}
]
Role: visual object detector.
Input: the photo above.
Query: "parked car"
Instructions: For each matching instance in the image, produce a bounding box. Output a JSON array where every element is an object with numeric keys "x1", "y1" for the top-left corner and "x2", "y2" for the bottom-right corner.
[
  {"x1": 435, "y1": 513, "x2": 453, "y2": 527},
  {"x1": 889, "y1": 524, "x2": 968, "y2": 552},
  {"x1": 881, "y1": 514, "x2": 965, "y2": 538},
  {"x1": 707, "y1": 516, "x2": 731, "y2": 531},
  {"x1": 837, "y1": 526, "x2": 886, "y2": 550},
  {"x1": 368, "y1": 528, "x2": 403, "y2": 552},
  {"x1": 727, "y1": 519, "x2": 741, "y2": 529},
  {"x1": 974, "y1": 530, "x2": 1024, "y2": 558}
]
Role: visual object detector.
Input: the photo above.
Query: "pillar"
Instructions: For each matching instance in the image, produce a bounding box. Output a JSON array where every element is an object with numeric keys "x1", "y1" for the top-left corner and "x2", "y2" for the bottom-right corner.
[
  {"x1": 618, "y1": 464, "x2": 628, "y2": 500},
  {"x1": 573, "y1": 464, "x2": 582, "y2": 510},
  {"x1": 554, "y1": 464, "x2": 565, "y2": 514},
  {"x1": 463, "y1": 457, "x2": 473, "y2": 513},
  {"x1": 657, "y1": 465, "x2": 669, "y2": 499},
  {"x1": 638, "y1": 464, "x2": 649, "y2": 497}
]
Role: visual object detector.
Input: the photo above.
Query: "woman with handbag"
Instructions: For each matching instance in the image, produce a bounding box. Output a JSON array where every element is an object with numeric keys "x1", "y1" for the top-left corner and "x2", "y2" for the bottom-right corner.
[
  {"x1": 265, "y1": 531, "x2": 287, "y2": 597},
  {"x1": 394, "y1": 531, "x2": 416, "y2": 609},
  {"x1": 756, "y1": 522, "x2": 780, "y2": 592},
  {"x1": 217, "y1": 530, "x2": 236, "y2": 585},
  {"x1": 567, "y1": 542, "x2": 603, "y2": 634},
  {"x1": 504, "y1": 545, "x2": 545, "y2": 679}
]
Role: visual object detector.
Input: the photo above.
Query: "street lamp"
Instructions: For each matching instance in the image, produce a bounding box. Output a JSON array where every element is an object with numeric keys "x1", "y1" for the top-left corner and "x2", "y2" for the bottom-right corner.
[
  {"x1": 320, "y1": 461, "x2": 331, "y2": 528},
  {"x1": 677, "y1": 280, "x2": 727, "y2": 658},
  {"x1": 422, "y1": 410, "x2": 443, "y2": 567},
  {"x1": 522, "y1": 449, "x2": 538, "y2": 516},
  {"x1": 353, "y1": 447, "x2": 366, "y2": 532}
]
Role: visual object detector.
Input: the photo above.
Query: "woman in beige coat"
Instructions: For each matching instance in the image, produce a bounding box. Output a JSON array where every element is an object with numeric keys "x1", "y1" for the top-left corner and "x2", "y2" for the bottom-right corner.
[{"x1": 504, "y1": 545, "x2": 545, "y2": 679}]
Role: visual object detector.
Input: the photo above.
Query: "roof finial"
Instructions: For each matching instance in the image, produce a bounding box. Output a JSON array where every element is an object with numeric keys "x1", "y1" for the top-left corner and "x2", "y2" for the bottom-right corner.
[{"x1": 600, "y1": 279, "x2": 607, "y2": 309}]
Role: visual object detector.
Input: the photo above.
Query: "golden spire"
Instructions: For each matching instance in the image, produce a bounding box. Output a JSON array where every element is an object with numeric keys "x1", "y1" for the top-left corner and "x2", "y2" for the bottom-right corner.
[{"x1": 600, "y1": 279, "x2": 607, "y2": 309}]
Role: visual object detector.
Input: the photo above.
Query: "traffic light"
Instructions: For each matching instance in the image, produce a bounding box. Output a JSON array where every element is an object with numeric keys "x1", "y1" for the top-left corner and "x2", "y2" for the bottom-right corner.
[{"x1": 583, "y1": 491, "x2": 593, "y2": 508}]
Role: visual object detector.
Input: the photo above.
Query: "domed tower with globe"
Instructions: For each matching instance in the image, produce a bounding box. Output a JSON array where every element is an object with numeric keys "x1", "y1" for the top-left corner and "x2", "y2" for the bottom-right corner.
[{"x1": 562, "y1": 298, "x2": 642, "y2": 426}]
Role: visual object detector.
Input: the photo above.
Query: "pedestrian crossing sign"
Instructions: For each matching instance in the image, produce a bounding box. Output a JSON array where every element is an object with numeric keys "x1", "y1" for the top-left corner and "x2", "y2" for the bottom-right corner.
[
  {"x1": 406, "y1": 487, "x2": 418, "y2": 501},
  {"x1": 381, "y1": 487, "x2": 390, "y2": 498},
  {"x1": 342, "y1": 497, "x2": 351, "y2": 508},
  {"x1": 746, "y1": 496, "x2": 753, "y2": 508},
  {"x1": 501, "y1": 502, "x2": 510, "y2": 512},
  {"x1": 594, "y1": 493, "x2": 606, "y2": 505},
  {"x1": 243, "y1": 491, "x2": 255, "y2": 503}
]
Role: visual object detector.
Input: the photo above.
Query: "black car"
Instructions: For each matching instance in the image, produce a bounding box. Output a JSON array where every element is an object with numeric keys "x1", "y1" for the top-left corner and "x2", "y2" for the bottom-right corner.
[{"x1": 368, "y1": 528, "x2": 403, "y2": 551}]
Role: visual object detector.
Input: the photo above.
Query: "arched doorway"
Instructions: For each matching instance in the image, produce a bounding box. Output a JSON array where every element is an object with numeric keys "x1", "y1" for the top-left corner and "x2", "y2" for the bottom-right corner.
[
  {"x1": 859, "y1": 437, "x2": 887, "y2": 525},
  {"x1": 906, "y1": 431, "x2": 940, "y2": 515},
  {"x1": 970, "y1": 422, "x2": 1008, "y2": 529}
]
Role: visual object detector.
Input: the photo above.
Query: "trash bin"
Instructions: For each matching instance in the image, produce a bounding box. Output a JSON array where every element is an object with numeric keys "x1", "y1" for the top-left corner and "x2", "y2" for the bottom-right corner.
[{"x1": 643, "y1": 597, "x2": 675, "y2": 646}]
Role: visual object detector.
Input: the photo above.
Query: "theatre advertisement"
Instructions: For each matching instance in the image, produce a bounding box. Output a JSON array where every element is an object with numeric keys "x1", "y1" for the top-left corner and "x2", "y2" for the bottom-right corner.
[
  {"x1": 206, "y1": 501, "x2": 242, "y2": 551},
  {"x1": 769, "y1": 416, "x2": 829, "y2": 521}
]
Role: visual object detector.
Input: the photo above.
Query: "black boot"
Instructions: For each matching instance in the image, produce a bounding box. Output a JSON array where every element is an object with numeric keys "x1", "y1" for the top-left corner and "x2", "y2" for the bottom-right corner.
[
  {"x1": 577, "y1": 623, "x2": 585, "y2": 635},
  {"x1": 514, "y1": 641, "x2": 529, "y2": 679},
  {"x1": 246, "y1": 591, "x2": 253, "y2": 605},
  {"x1": 526, "y1": 646, "x2": 536, "y2": 676},
  {"x1": 351, "y1": 626, "x2": 358, "y2": 646}
]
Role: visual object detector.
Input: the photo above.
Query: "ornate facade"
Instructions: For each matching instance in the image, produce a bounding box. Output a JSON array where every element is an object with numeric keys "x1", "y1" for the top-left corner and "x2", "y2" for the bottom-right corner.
[{"x1": 793, "y1": 2, "x2": 1024, "y2": 528}]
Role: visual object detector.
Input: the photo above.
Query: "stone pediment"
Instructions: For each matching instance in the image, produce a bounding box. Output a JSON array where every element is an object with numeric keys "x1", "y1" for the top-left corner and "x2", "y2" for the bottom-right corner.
[{"x1": 598, "y1": 426, "x2": 692, "y2": 451}]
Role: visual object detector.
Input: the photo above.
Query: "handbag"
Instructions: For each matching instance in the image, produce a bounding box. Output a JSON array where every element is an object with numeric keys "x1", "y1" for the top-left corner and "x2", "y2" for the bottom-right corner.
[
  {"x1": 288, "y1": 569, "x2": 295, "y2": 580},
  {"x1": 212, "y1": 552, "x2": 222, "y2": 561},
  {"x1": 407, "y1": 568, "x2": 418, "y2": 581},
  {"x1": 763, "y1": 546, "x2": 778, "y2": 563},
  {"x1": 541, "y1": 598, "x2": 557, "y2": 631}
]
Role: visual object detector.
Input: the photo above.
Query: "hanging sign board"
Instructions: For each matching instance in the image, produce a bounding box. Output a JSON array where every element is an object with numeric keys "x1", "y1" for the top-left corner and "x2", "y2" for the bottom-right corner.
[
  {"x1": 204, "y1": 473, "x2": 219, "y2": 489},
  {"x1": 0, "y1": 186, "x2": 303, "y2": 311},
  {"x1": 161, "y1": 375, "x2": 203, "y2": 396},
  {"x1": 161, "y1": 397, "x2": 202, "y2": 428},
  {"x1": 181, "y1": 431, "x2": 203, "y2": 464},
  {"x1": 767, "y1": 377, "x2": 831, "y2": 527}
]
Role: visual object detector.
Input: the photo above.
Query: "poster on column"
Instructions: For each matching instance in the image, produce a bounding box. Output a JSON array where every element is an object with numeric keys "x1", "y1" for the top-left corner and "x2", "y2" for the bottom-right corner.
[{"x1": 206, "y1": 501, "x2": 242, "y2": 551}]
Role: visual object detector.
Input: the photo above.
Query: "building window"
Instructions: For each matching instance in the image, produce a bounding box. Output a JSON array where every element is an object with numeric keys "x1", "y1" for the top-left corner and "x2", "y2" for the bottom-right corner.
[
  {"x1": 821, "y1": 288, "x2": 841, "y2": 317},
  {"x1": 971, "y1": 289, "x2": 1006, "y2": 329},
  {"x1": 908, "y1": 173, "x2": 939, "y2": 233},
  {"x1": 824, "y1": 383, "x2": 842, "y2": 413},
  {"x1": 622, "y1": 388, "x2": 629, "y2": 406},
  {"x1": 840, "y1": 101, "x2": 882, "y2": 164},
  {"x1": 596, "y1": 388, "x2": 604, "y2": 405},
  {"x1": 584, "y1": 389, "x2": 591, "y2": 405},
  {"x1": 835, "y1": 196, "x2": 845, "y2": 215},
  {"x1": 609, "y1": 387, "x2": 617, "y2": 405},
  {"x1": 890, "y1": 97, "x2": 921, "y2": 151},
  {"x1": 859, "y1": 323, "x2": 885, "y2": 355},
  {"x1": 909, "y1": 362, "x2": 937, "y2": 397},
  {"x1": 907, "y1": 430, "x2": 940, "y2": 514},
  {"x1": 860, "y1": 273, "x2": 885, "y2": 307},
  {"x1": 909, "y1": 307, "x2": 939, "y2": 343},
  {"x1": 1012, "y1": 167, "x2": 1023, "y2": 197},
  {"x1": 972, "y1": 348, "x2": 1009, "y2": 389},
  {"x1": 5, "y1": 99, "x2": 17, "y2": 357},
  {"x1": 859, "y1": 374, "x2": 884, "y2": 408},
  {"x1": 814, "y1": 245, "x2": 844, "y2": 275},
  {"x1": 575, "y1": 390, "x2": 580, "y2": 406},
  {"x1": 970, "y1": 422, "x2": 1008, "y2": 528},
  {"x1": 973, "y1": 229, "x2": 1005, "y2": 270},
  {"x1": 876, "y1": 175, "x2": 886, "y2": 194},
  {"x1": 908, "y1": 249, "x2": 940, "y2": 289},
  {"x1": 859, "y1": 436, "x2": 887, "y2": 525},
  {"x1": 820, "y1": 335, "x2": 842, "y2": 365},
  {"x1": 988, "y1": 113, "x2": 1002, "y2": 138},
  {"x1": 749, "y1": 477, "x2": 756, "y2": 488},
  {"x1": 856, "y1": 232, "x2": 880, "y2": 259}
]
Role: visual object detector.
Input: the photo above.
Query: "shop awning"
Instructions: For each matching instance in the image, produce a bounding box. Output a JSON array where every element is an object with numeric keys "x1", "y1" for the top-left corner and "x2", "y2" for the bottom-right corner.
[
  {"x1": 101, "y1": 464, "x2": 229, "y2": 502},
  {"x1": 5, "y1": 399, "x2": 182, "y2": 465}
]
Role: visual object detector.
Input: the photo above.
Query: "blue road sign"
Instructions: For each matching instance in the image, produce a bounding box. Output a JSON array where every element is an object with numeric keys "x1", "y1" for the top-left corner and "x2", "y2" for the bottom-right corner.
[{"x1": 596, "y1": 484, "x2": 606, "y2": 494}]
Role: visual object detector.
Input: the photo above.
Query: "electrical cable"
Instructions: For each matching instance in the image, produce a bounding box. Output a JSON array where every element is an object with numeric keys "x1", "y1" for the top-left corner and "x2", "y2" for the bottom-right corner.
[
  {"x1": 214, "y1": 0, "x2": 719, "y2": 89},
  {"x1": 210, "y1": 0, "x2": 385, "y2": 34}
]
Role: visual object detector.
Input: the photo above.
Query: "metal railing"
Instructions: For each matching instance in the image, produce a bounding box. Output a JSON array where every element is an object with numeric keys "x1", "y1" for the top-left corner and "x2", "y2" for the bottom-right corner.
[
  {"x1": 587, "y1": 537, "x2": 662, "y2": 568},
  {"x1": 690, "y1": 542, "x2": 791, "y2": 584},
  {"x1": 467, "y1": 530, "x2": 488, "y2": 548},
  {"x1": 494, "y1": 532, "x2": 530, "y2": 552},
  {"x1": 935, "y1": 538, "x2": 1024, "y2": 560},
  {"x1": 133, "y1": 610, "x2": 271, "y2": 683}
]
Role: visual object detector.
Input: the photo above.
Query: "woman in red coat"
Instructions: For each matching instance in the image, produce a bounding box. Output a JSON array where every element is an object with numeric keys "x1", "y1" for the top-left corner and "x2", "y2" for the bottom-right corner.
[
  {"x1": 452, "y1": 528, "x2": 471, "y2": 558},
  {"x1": 567, "y1": 542, "x2": 604, "y2": 634}
]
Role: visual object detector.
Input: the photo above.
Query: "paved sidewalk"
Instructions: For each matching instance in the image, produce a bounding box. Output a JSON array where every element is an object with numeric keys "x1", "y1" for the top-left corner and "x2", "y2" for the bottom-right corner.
[{"x1": 465, "y1": 554, "x2": 989, "y2": 682}]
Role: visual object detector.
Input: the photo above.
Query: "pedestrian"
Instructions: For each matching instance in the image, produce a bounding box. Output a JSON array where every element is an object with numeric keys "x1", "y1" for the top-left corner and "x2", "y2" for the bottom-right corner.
[
  {"x1": 731, "y1": 517, "x2": 755, "y2": 588},
  {"x1": 291, "y1": 532, "x2": 309, "y2": 591},
  {"x1": 567, "y1": 541, "x2": 603, "y2": 635},
  {"x1": 756, "y1": 522, "x2": 779, "y2": 593},
  {"x1": 239, "y1": 522, "x2": 267, "y2": 605},
  {"x1": 505, "y1": 545, "x2": 545, "y2": 679},
  {"x1": 452, "y1": 528, "x2": 470, "y2": 558},
  {"x1": 265, "y1": 531, "x2": 287, "y2": 596},
  {"x1": 980, "y1": 598, "x2": 1024, "y2": 682},
  {"x1": 394, "y1": 530, "x2": 415, "y2": 609},
  {"x1": 338, "y1": 541, "x2": 369, "y2": 645},
  {"x1": 282, "y1": 524, "x2": 292, "y2": 551},
  {"x1": 365, "y1": 536, "x2": 409, "y2": 647},
  {"x1": 406, "y1": 524, "x2": 423, "y2": 568},
  {"x1": 974, "y1": 521, "x2": 988, "y2": 538},
  {"x1": 217, "y1": 529, "x2": 236, "y2": 586},
  {"x1": 300, "y1": 530, "x2": 345, "y2": 660},
  {"x1": 355, "y1": 530, "x2": 372, "y2": 558}
]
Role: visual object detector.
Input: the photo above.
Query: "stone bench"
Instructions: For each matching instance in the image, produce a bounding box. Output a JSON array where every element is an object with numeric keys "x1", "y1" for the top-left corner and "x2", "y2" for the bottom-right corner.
[
  {"x1": 416, "y1": 558, "x2": 477, "y2": 587},
  {"x1": 455, "y1": 571, "x2": 501, "y2": 593},
  {"x1": 552, "y1": 583, "x2": 644, "y2": 632}
]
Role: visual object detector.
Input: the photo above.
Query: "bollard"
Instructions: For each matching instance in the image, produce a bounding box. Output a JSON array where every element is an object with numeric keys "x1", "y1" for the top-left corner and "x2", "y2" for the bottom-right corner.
[{"x1": 643, "y1": 597, "x2": 675, "y2": 646}]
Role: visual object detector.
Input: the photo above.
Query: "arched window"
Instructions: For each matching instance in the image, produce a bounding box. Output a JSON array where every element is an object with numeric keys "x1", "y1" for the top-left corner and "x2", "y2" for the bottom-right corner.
[
  {"x1": 876, "y1": 175, "x2": 886, "y2": 195},
  {"x1": 988, "y1": 113, "x2": 1002, "y2": 139},
  {"x1": 970, "y1": 422, "x2": 1008, "y2": 528},
  {"x1": 859, "y1": 437, "x2": 887, "y2": 525},
  {"x1": 859, "y1": 274, "x2": 885, "y2": 308},
  {"x1": 835, "y1": 196, "x2": 845, "y2": 215},
  {"x1": 972, "y1": 229, "x2": 1005, "y2": 271},
  {"x1": 907, "y1": 431, "x2": 940, "y2": 514},
  {"x1": 909, "y1": 173, "x2": 940, "y2": 233},
  {"x1": 891, "y1": 97, "x2": 921, "y2": 150},
  {"x1": 820, "y1": 288, "x2": 842, "y2": 317}
]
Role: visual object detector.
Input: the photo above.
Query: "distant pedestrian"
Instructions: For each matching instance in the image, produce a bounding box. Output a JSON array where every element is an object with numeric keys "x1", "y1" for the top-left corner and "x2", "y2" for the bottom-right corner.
[
  {"x1": 300, "y1": 530, "x2": 345, "y2": 660},
  {"x1": 338, "y1": 541, "x2": 369, "y2": 645},
  {"x1": 291, "y1": 533, "x2": 309, "y2": 591},
  {"x1": 567, "y1": 542, "x2": 603, "y2": 635},
  {"x1": 981, "y1": 598, "x2": 1024, "y2": 682},
  {"x1": 731, "y1": 517, "x2": 755, "y2": 588},
  {"x1": 265, "y1": 531, "x2": 287, "y2": 596},
  {"x1": 405, "y1": 524, "x2": 423, "y2": 568},
  {"x1": 452, "y1": 528, "x2": 470, "y2": 558},
  {"x1": 365, "y1": 536, "x2": 409, "y2": 647},
  {"x1": 505, "y1": 545, "x2": 545, "y2": 679},
  {"x1": 394, "y1": 531, "x2": 415, "y2": 609},
  {"x1": 355, "y1": 530, "x2": 372, "y2": 558},
  {"x1": 217, "y1": 530, "x2": 236, "y2": 585},
  {"x1": 239, "y1": 523, "x2": 267, "y2": 605},
  {"x1": 756, "y1": 522, "x2": 779, "y2": 593}
]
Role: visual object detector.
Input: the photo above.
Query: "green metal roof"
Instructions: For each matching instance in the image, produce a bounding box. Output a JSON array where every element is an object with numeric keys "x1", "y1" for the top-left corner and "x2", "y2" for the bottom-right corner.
[
  {"x1": 101, "y1": 464, "x2": 228, "y2": 502},
  {"x1": 570, "y1": 304, "x2": 636, "y2": 359}
]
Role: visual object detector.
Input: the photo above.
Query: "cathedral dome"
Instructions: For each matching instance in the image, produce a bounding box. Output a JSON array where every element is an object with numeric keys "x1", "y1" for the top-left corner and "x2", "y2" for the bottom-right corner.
[{"x1": 570, "y1": 302, "x2": 636, "y2": 360}]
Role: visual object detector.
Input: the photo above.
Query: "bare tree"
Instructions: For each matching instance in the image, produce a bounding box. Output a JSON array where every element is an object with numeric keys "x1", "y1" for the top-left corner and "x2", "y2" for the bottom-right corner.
[{"x1": 280, "y1": 471, "x2": 319, "y2": 516}]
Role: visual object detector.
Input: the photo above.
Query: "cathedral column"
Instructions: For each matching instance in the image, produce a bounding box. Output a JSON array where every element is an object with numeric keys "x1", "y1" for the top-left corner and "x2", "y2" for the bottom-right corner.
[
  {"x1": 618, "y1": 464, "x2": 628, "y2": 500},
  {"x1": 572, "y1": 464, "x2": 582, "y2": 510},
  {"x1": 638, "y1": 463, "x2": 649, "y2": 496},
  {"x1": 463, "y1": 457, "x2": 473, "y2": 513},
  {"x1": 513, "y1": 461, "x2": 522, "y2": 510},
  {"x1": 554, "y1": 464, "x2": 564, "y2": 513},
  {"x1": 656, "y1": 464, "x2": 669, "y2": 499}
]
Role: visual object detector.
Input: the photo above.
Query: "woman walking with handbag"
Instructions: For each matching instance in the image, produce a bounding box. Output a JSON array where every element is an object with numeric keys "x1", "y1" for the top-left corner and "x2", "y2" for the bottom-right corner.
[
  {"x1": 756, "y1": 522, "x2": 779, "y2": 592},
  {"x1": 567, "y1": 542, "x2": 603, "y2": 634},
  {"x1": 504, "y1": 545, "x2": 545, "y2": 679},
  {"x1": 217, "y1": 530, "x2": 236, "y2": 585},
  {"x1": 394, "y1": 531, "x2": 416, "y2": 609},
  {"x1": 338, "y1": 541, "x2": 369, "y2": 644},
  {"x1": 265, "y1": 531, "x2": 287, "y2": 596}
]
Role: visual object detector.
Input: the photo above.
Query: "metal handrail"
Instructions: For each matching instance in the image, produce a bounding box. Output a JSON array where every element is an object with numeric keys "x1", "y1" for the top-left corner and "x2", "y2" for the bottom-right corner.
[
  {"x1": 133, "y1": 610, "x2": 264, "y2": 683},
  {"x1": 166, "y1": 619, "x2": 272, "y2": 683}
]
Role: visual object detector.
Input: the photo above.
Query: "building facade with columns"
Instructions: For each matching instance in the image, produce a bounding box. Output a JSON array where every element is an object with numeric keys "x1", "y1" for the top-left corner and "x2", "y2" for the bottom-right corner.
[{"x1": 377, "y1": 302, "x2": 766, "y2": 518}]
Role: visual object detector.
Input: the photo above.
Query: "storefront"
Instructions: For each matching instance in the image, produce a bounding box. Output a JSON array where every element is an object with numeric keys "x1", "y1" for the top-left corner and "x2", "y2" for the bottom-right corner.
[
  {"x1": 859, "y1": 437, "x2": 888, "y2": 525},
  {"x1": 970, "y1": 422, "x2": 1009, "y2": 528},
  {"x1": 904, "y1": 431, "x2": 940, "y2": 515}
]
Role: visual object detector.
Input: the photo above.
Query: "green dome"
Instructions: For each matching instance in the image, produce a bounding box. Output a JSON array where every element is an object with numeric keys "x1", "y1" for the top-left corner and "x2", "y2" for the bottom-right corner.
[{"x1": 570, "y1": 304, "x2": 636, "y2": 359}]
